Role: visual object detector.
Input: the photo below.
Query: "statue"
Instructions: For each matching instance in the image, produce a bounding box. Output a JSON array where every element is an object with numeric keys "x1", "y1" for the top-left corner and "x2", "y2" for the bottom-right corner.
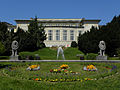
[
  {"x1": 11, "y1": 40, "x2": 18, "y2": 56},
  {"x1": 99, "y1": 40, "x2": 106, "y2": 56},
  {"x1": 57, "y1": 46, "x2": 65, "y2": 60}
]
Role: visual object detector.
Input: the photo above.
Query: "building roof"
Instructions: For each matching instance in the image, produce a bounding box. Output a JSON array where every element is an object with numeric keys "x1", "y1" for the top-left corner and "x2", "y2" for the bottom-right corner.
[{"x1": 15, "y1": 18, "x2": 101, "y2": 23}]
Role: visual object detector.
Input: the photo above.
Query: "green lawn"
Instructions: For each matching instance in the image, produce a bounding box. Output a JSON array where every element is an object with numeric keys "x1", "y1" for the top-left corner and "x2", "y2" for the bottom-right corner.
[
  {"x1": 0, "y1": 47, "x2": 120, "y2": 60},
  {"x1": 0, "y1": 62, "x2": 120, "y2": 90},
  {"x1": 19, "y1": 47, "x2": 84, "y2": 60}
]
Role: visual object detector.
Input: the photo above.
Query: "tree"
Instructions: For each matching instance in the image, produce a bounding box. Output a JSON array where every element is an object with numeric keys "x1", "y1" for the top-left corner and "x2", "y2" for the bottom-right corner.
[
  {"x1": 13, "y1": 27, "x2": 29, "y2": 52},
  {"x1": 0, "y1": 22, "x2": 12, "y2": 55},
  {"x1": 71, "y1": 41, "x2": 78, "y2": 48},
  {"x1": 78, "y1": 26, "x2": 100, "y2": 54},
  {"x1": 0, "y1": 22, "x2": 8, "y2": 43},
  {"x1": 28, "y1": 16, "x2": 46, "y2": 50},
  {"x1": 78, "y1": 15, "x2": 120, "y2": 56},
  {"x1": 0, "y1": 41, "x2": 5, "y2": 55}
]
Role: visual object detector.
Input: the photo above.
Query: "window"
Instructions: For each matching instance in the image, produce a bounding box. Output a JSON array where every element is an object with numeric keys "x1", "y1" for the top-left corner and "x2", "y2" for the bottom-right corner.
[
  {"x1": 63, "y1": 30, "x2": 67, "y2": 40},
  {"x1": 70, "y1": 30, "x2": 74, "y2": 40},
  {"x1": 48, "y1": 30, "x2": 53, "y2": 40},
  {"x1": 56, "y1": 30, "x2": 60, "y2": 40}
]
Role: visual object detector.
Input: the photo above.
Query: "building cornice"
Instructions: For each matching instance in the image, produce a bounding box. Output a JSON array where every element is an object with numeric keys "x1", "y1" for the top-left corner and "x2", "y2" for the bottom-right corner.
[{"x1": 15, "y1": 18, "x2": 101, "y2": 23}]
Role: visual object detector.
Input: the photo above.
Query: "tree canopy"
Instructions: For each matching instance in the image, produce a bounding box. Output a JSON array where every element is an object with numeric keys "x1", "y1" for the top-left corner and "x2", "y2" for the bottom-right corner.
[
  {"x1": 0, "y1": 17, "x2": 46, "y2": 55},
  {"x1": 78, "y1": 15, "x2": 120, "y2": 56}
]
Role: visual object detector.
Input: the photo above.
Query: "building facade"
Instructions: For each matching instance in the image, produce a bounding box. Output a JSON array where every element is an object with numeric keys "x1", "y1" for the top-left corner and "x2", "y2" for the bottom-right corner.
[{"x1": 15, "y1": 18, "x2": 100, "y2": 47}]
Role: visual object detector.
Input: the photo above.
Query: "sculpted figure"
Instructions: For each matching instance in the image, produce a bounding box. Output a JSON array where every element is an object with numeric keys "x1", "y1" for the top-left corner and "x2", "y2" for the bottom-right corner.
[
  {"x1": 57, "y1": 46, "x2": 65, "y2": 60},
  {"x1": 11, "y1": 40, "x2": 18, "y2": 56},
  {"x1": 99, "y1": 40, "x2": 106, "y2": 56}
]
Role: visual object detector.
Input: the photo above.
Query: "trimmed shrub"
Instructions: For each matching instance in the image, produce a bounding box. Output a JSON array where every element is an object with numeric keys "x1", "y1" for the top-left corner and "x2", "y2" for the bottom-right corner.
[
  {"x1": 71, "y1": 41, "x2": 78, "y2": 48},
  {"x1": 19, "y1": 52, "x2": 40, "y2": 60},
  {"x1": 0, "y1": 56, "x2": 9, "y2": 60},
  {"x1": 86, "y1": 53, "x2": 98, "y2": 60}
]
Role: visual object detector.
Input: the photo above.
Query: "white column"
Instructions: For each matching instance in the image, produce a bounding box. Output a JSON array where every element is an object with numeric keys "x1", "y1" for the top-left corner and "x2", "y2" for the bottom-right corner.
[{"x1": 53, "y1": 30, "x2": 55, "y2": 41}]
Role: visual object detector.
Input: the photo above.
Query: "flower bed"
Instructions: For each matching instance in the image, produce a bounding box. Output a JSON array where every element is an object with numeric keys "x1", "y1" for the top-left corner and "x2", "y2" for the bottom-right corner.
[
  {"x1": 60, "y1": 64, "x2": 69, "y2": 69},
  {"x1": 27, "y1": 65, "x2": 40, "y2": 71},
  {"x1": 104, "y1": 64, "x2": 117, "y2": 70},
  {"x1": 49, "y1": 64, "x2": 78, "y2": 74},
  {"x1": 33, "y1": 77, "x2": 93, "y2": 82},
  {"x1": 83, "y1": 65, "x2": 97, "y2": 71}
]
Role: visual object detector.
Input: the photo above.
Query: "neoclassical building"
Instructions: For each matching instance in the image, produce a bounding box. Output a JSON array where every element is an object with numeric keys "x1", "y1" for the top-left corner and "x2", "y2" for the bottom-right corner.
[{"x1": 15, "y1": 18, "x2": 100, "y2": 47}]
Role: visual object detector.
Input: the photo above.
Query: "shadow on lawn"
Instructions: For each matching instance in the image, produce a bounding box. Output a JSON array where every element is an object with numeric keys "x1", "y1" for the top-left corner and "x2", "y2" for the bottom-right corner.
[{"x1": 0, "y1": 64, "x2": 12, "y2": 69}]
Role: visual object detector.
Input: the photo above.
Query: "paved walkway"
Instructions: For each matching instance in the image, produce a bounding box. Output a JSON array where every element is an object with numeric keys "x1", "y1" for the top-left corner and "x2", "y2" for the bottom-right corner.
[{"x1": 0, "y1": 60, "x2": 120, "y2": 63}]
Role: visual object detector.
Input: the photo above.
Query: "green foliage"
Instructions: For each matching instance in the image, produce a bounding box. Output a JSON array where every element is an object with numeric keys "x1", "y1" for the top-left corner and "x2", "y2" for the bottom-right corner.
[
  {"x1": 19, "y1": 52, "x2": 36, "y2": 60},
  {"x1": 19, "y1": 47, "x2": 84, "y2": 60},
  {"x1": 0, "y1": 22, "x2": 17, "y2": 55},
  {"x1": 116, "y1": 48, "x2": 120, "y2": 58},
  {"x1": 0, "y1": 62, "x2": 119, "y2": 89},
  {"x1": 0, "y1": 56, "x2": 9, "y2": 60},
  {"x1": 0, "y1": 22, "x2": 11, "y2": 55},
  {"x1": 0, "y1": 17, "x2": 47, "y2": 55},
  {"x1": 0, "y1": 22, "x2": 8, "y2": 42},
  {"x1": 13, "y1": 17, "x2": 47, "y2": 52},
  {"x1": 71, "y1": 41, "x2": 78, "y2": 47},
  {"x1": 28, "y1": 16, "x2": 46, "y2": 49},
  {"x1": 86, "y1": 53, "x2": 98, "y2": 60},
  {"x1": 78, "y1": 15, "x2": 120, "y2": 56},
  {"x1": 0, "y1": 42, "x2": 5, "y2": 55},
  {"x1": 78, "y1": 26, "x2": 99, "y2": 54}
]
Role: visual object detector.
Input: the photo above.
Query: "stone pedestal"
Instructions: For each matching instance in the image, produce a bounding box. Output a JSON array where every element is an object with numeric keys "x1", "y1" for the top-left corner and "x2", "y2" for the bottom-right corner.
[
  {"x1": 10, "y1": 55, "x2": 18, "y2": 60},
  {"x1": 96, "y1": 56, "x2": 107, "y2": 60}
]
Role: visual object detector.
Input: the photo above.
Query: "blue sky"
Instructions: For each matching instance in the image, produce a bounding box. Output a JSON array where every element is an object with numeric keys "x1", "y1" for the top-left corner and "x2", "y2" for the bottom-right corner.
[{"x1": 0, "y1": 0, "x2": 120, "y2": 25}]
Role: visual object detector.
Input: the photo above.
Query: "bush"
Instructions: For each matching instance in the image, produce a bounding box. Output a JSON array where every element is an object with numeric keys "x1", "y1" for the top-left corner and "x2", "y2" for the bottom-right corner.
[
  {"x1": 71, "y1": 41, "x2": 78, "y2": 48},
  {"x1": 0, "y1": 56, "x2": 9, "y2": 60},
  {"x1": 116, "y1": 48, "x2": 120, "y2": 58},
  {"x1": 19, "y1": 52, "x2": 40, "y2": 60},
  {"x1": 86, "y1": 53, "x2": 98, "y2": 60},
  {"x1": 0, "y1": 42, "x2": 5, "y2": 55}
]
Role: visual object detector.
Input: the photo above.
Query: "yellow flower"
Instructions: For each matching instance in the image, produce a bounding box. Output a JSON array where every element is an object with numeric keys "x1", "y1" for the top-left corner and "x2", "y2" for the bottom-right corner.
[
  {"x1": 60, "y1": 64, "x2": 69, "y2": 69},
  {"x1": 60, "y1": 79, "x2": 63, "y2": 81},
  {"x1": 53, "y1": 69, "x2": 58, "y2": 71},
  {"x1": 30, "y1": 65, "x2": 39, "y2": 69},
  {"x1": 84, "y1": 78, "x2": 88, "y2": 81},
  {"x1": 87, "y1": 65, "x2": 96, "y2": 69},
  {"x1": 39, "y1": 78, "x2": 42, "y2": 81}
]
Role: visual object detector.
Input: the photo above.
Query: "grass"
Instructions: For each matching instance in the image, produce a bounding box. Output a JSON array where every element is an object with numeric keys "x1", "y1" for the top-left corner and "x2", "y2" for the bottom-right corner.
[
  {"x1": 19, "y1": 47, "x2": 84, "y2": 60},
  {"x1": 0, "y1": 62, "x2": 120, "y2": 90},
  {"x1": 0, "y1": 47, "x2": 120, "y2": 60},
  {"x1": 108, "y1": 57, "x2": 120, "y2": 60}
]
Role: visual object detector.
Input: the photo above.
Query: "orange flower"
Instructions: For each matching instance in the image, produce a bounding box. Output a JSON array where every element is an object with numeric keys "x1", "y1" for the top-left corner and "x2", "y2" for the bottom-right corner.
[
  {"x1": 87, "y1": 78, "x2": 92, "y2": 80},
  {"x1": 60, "y1": 64, "x2": 69, "y2": 69},
  {"x1": 35, "y1": 78, "x2": 39, "y2": 81},
  {"x1": 30, "y1": 65, "x2": 39, "y2": 69},
  {"x1": 87, "y1": 65, "x2": 95, "y2": 69}
]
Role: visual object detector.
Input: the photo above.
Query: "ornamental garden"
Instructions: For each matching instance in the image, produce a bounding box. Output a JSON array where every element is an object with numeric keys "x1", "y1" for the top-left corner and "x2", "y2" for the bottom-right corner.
[
  {"x1": 1, "y1": 15, "x2": 120, "y2": 89},
  {"x1": 0, "y1": 62, "x2": 119, "y2": 89}
]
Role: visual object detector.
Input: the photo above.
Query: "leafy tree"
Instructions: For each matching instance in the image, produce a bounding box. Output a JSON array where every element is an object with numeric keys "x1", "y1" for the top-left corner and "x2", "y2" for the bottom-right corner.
[
  {"x1": 0, "y1": 41, "x2": 5, "y2": 55},
  {"x1": 0, "y1": 22, "x2": 8, "y2": 43},
  {"x1": 0, "y1": 22, "x2": 12, "y2": 55},
  {"x1": 71, "y1": 41, "x2": 78, "y2": 48},
  {"x1": 78, "y1": 15, "x2": 120, "y2": 56},
  {"x1": 78, "y1": 26, "x2": 100, "y2": 54},
  {"x1": 28, "y1": 16, "x2": 46, "y2": 50}
]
